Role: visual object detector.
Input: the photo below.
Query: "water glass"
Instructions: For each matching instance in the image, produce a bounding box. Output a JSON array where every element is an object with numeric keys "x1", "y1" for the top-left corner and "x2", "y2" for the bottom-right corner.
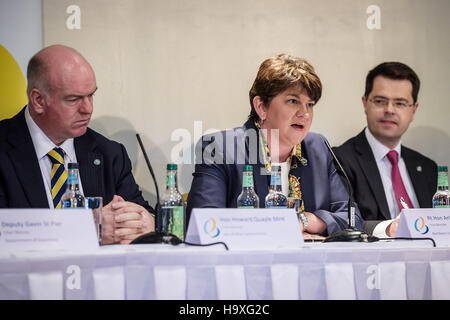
[
  {"x1": 287, "y1": 197, "x2": 303, "y2": 221},
  {"x1": 85, "y1": 196, "x2": 103, "y2": 245}
]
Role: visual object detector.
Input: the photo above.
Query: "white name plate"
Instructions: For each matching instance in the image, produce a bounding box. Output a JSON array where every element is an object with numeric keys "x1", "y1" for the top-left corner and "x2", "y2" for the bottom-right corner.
[
  {"x1": 0, "y1": 209, "x2": 99, "y2": 252},
  {"x1": 396, "y1": 208, "x2": 450, "y2": 246},
  {"x1": 186, "y1": 208, "x2": 303, "y2": 250}
]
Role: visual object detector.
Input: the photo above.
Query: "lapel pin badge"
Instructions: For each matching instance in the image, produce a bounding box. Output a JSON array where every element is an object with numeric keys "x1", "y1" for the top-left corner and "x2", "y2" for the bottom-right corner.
[
  {"x1": 416, "y1": 166, "x2": 422, "y2": 172},
  {"x1": 300, "y1": 156, "x2": 308, "y2": 166},
  {"x1": 94, "y1": 159, "x2": 101, "y2": 166}
]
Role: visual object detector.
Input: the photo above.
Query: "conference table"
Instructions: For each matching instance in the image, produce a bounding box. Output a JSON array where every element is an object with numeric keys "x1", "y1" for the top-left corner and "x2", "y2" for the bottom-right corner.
[{"x1": 1, "y1": 240, "x2": 449, "y2": 300}]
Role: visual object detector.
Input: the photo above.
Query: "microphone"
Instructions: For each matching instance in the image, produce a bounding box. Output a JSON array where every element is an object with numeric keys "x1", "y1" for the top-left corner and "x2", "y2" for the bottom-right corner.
[
  {"x1": 130, "y1": 133, "x2": 228, "y2": 250},
  {"x1": 323, "y1": 139, "x2": 369, "y2": 242},
  {"x1": 130, "y1": 134, "x2": 229, "y2": 250},
  {"x1": 135, "y1": 133, "x2": 162, "y2": 232},
  {"x1": 131, "y1": 134, "x2": 180, "y2": 245}
]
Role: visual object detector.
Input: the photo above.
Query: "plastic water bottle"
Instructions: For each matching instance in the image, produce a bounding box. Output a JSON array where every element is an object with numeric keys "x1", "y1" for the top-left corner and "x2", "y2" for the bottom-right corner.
[
  {"x1": 237, "y1": 165, "x2": 259, "y2": 208},
  {"x1": 61, "y1": 163, "x2": 85, "y2": 208},
  {"x1": 161, "y1": 163, "x2": 186, "y2": 239},
  {"x1": 265, "y1": 165, "x2": 287, "y2": 208},
  {"x1": 432, "y1": 165, "x2": 450, "y2": 208}
]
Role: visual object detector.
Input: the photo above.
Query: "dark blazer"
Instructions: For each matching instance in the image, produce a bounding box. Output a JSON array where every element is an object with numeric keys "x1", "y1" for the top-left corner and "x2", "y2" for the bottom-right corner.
[
  {"x1": 333, "y1": 129, "x2": 437, "y2": 234},
  {"x1": 0, "y1": 107, "x2": 153, "y2": 213},
  {"x1": 187, "y1": 120, "x2": 363, "y2": 236}
]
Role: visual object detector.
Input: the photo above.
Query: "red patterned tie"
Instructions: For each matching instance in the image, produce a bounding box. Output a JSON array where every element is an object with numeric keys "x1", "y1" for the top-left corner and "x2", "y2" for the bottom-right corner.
[{"x1": 386, "y1": 150, "x2": 414, "y2": 212}]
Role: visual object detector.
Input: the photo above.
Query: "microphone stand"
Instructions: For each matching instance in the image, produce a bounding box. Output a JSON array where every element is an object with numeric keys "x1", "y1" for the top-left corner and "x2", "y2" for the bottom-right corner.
[
  {"x1": 130, "y1": 134, "x2": 178, "y2": 245},
  {"x1": 323, "y1": 139, "x2": 369, "y2": 242},
  {"x1": 131, "y1": 134, "x2": 229, "y2": 250}
]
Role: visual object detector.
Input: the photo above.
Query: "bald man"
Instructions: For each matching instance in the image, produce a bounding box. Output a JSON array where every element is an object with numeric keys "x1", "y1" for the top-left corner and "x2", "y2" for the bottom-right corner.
[{"x1": 0, "y1": 45, "x2": 155, "y2": 244}]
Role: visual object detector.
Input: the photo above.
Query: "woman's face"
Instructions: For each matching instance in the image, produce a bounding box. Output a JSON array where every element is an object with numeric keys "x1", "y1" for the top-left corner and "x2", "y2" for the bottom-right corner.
[{"x1": 261, "y1": 84, "x2": 315, "y2": 150}]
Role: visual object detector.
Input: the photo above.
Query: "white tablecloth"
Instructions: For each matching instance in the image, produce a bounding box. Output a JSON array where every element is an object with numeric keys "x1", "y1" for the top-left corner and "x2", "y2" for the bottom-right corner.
[{"x1": 0, "y1": 241, "x2": 449, "y2": 300}]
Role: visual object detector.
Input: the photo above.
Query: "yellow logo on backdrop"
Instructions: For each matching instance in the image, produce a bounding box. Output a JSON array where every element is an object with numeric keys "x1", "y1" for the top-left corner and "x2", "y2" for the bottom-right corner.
[{"x1": 0, "y1": 44, "x2": 27, "y2": 120}]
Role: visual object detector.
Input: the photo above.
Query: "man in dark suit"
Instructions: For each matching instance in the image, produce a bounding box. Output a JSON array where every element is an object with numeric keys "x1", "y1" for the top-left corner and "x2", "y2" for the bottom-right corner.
[
  {"x1": 333, "y1": 62, "x2": 437, "y2": 237},
  {"x1": 0, "y1": 45, "x2": 155, "y2": 244}
]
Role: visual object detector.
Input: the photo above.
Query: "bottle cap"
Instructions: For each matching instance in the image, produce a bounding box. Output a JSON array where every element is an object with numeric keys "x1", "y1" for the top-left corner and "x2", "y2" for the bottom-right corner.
[
  {"x1": 243, "y1": 164, "x2": 253, "y2": 172},
  {"x1": 167, "y1": 163, "x2": 178, "y2": 170},
  {"x1": 438, "y1": 166, "x2": 448, "y2": 172},
  {"x1": 68, "y1": 162, "x2": 79, "y2": 169}
]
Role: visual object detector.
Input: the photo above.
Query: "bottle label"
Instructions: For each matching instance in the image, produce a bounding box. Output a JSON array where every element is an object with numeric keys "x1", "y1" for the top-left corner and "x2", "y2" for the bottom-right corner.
[
  {"x1": 434, "y1": 205, "x2": 450, "y2": 208},
  {"x1": 242, "y1": 175, "x2": 254, "y2": 188},
  {"x1": 270, "y1": 175, "x2": 281, "y2": 186},
  {"x1": 62, "y1": 199, "x2": 85, "y2": 208},
  {"x1": 238, "y1": 206, "x2": 254, "y2": 208},
  {"x1": 266, "y1": 205, "x2": 288, "y2": 209},
  {"x1": 162, "y1": 206, "x2": 184, "y2": 239},
  {"x1": 67, "y1": 174, "x2": 79, "y2": 185},
  {"x1": 166, "y1": 173, "x2": 176, "y2": 187},
  {"x1": 437, "y1": 174, "x2": 449, "y2": 188}
]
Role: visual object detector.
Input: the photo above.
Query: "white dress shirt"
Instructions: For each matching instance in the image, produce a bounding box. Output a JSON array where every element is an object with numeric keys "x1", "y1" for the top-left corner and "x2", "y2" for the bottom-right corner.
[
  {"x1": 24, "y1": 106, "x2": 84, "y2": 208},
  {"x1": 365, "y1": 127, "x2": 419, "y2": 237}
]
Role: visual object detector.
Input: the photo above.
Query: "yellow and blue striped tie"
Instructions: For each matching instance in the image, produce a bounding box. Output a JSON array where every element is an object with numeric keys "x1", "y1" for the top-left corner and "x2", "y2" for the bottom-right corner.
[{"x1": 48, "y1": 147, "x2": 67, "y2": 208}]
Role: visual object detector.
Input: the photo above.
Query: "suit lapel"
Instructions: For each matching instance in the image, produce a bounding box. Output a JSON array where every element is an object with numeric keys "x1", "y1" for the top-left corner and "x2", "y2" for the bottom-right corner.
[
  {"x1": 354, "y1": 131, "x2": 391, "y2": 220},
  {"x1": 7, "y1": 109, "x2": 48, "y2": 208},
  {"x1": 74, "y1": 131, "x2": 104, "y2": 198},
  {"x1": 402, "y1": 147, "x2": 429, "y2": 207}
]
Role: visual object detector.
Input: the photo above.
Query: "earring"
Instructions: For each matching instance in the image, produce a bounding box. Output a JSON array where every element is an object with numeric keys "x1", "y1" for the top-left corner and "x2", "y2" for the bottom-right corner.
[{"x1": 261, "y1": 118, "x2": 265, "y2": 125}]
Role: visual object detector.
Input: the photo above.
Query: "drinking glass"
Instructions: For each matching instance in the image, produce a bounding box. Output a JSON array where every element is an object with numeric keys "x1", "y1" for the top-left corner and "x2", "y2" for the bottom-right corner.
[
  {"x1": 85, "y1": 196, "x2": 103, "y2": 245},
  {"x1": 287, "y1": 197, "x2": 303, "y2": 221}
]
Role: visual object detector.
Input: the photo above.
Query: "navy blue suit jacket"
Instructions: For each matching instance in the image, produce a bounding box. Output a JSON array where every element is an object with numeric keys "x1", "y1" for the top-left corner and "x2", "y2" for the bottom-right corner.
[
  {"x1": 0, "y1": 107, "x2": 153, "y2": 213},
  {"x1": 187, "y1": 121, "x2": 363, "y2": 236}
]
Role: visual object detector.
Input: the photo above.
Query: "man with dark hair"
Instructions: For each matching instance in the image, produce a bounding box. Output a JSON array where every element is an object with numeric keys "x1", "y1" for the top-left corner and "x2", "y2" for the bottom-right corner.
[
  {"x1": 0, "y1": 45, "x2": 155, "y2": 244},
  {"x1": 333, "y1": 62, "x2": 437, "y2": 237}
]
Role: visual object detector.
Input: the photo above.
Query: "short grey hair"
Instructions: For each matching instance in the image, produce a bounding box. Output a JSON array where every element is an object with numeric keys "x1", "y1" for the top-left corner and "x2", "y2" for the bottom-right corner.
[{"x1": 26, "y1": 53, "x2": 49, "y2": 98}]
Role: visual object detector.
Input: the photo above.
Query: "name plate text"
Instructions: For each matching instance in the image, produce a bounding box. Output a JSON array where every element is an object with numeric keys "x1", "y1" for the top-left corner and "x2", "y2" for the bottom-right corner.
[
  {"x1": 0, "y1": 209, "x2": 99, "y2": 252},
  {"x1": 186, "y1": 208, "x2": 303, "y2": 250},
  {"x1": 396, "y1": 208, "x2": 450, "y2": 246}
]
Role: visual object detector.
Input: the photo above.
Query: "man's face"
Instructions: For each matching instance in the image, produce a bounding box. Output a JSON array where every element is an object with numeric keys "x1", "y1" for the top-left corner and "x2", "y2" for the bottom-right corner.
[
  {"x1": 363, "y1": 75, "x2": 418, "y2": 148},
  {"x1": 39, "y1": 61, "x2": 97, "y2": 145}
]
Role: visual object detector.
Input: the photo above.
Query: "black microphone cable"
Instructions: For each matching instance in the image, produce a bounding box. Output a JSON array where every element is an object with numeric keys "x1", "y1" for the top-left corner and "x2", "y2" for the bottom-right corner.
[
  {"x1": 306, "y1": 234, "x2": 436, "y2": 247},
  {"x1": 182, "y1": 240, "x2": 229, "y2": 251},
  {"x1": 132, "y1": 231, "x2": 229, "y2": 250},
  {"x1": 158, "y1": 233, "x2": 230, "y2": 251},
  {"x1": 366, "y1": 236, "x2": 436, "y2": 247}
]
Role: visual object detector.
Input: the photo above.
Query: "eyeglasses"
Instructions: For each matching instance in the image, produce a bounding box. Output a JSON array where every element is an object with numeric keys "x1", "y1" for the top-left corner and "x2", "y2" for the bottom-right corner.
[{"x1": 368, "y1": 98, "x2": 415, "y2": 109}]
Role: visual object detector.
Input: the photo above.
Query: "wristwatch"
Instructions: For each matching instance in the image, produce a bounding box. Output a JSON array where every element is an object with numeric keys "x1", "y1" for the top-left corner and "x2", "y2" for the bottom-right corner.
[{"x1": 299, "y1": 212, "x2": 308, "y2": 231}]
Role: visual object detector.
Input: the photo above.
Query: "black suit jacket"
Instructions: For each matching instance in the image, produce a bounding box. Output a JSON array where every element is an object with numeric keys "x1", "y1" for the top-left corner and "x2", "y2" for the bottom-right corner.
[
  {"x1": 333, "y1": 129, "x2": 437, "y2": 234},
  {"x1": 0, "y1": 107, "x2": 153, "y2": 213}
]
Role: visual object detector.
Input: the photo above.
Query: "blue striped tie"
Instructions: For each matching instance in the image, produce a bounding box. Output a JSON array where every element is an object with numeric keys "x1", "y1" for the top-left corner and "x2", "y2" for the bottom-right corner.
[{"x1": 47, "y1": 147, "x2": 67, "y2": 208}]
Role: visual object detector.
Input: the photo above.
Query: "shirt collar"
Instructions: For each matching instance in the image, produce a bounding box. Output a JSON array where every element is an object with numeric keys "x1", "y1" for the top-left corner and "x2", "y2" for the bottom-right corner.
[
  {"x1": 24, "y1": 105, "x2": 77, "y2": 162},
  {"x1": 365, "y1": 127, "x2": 402, "y2": 161}
]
